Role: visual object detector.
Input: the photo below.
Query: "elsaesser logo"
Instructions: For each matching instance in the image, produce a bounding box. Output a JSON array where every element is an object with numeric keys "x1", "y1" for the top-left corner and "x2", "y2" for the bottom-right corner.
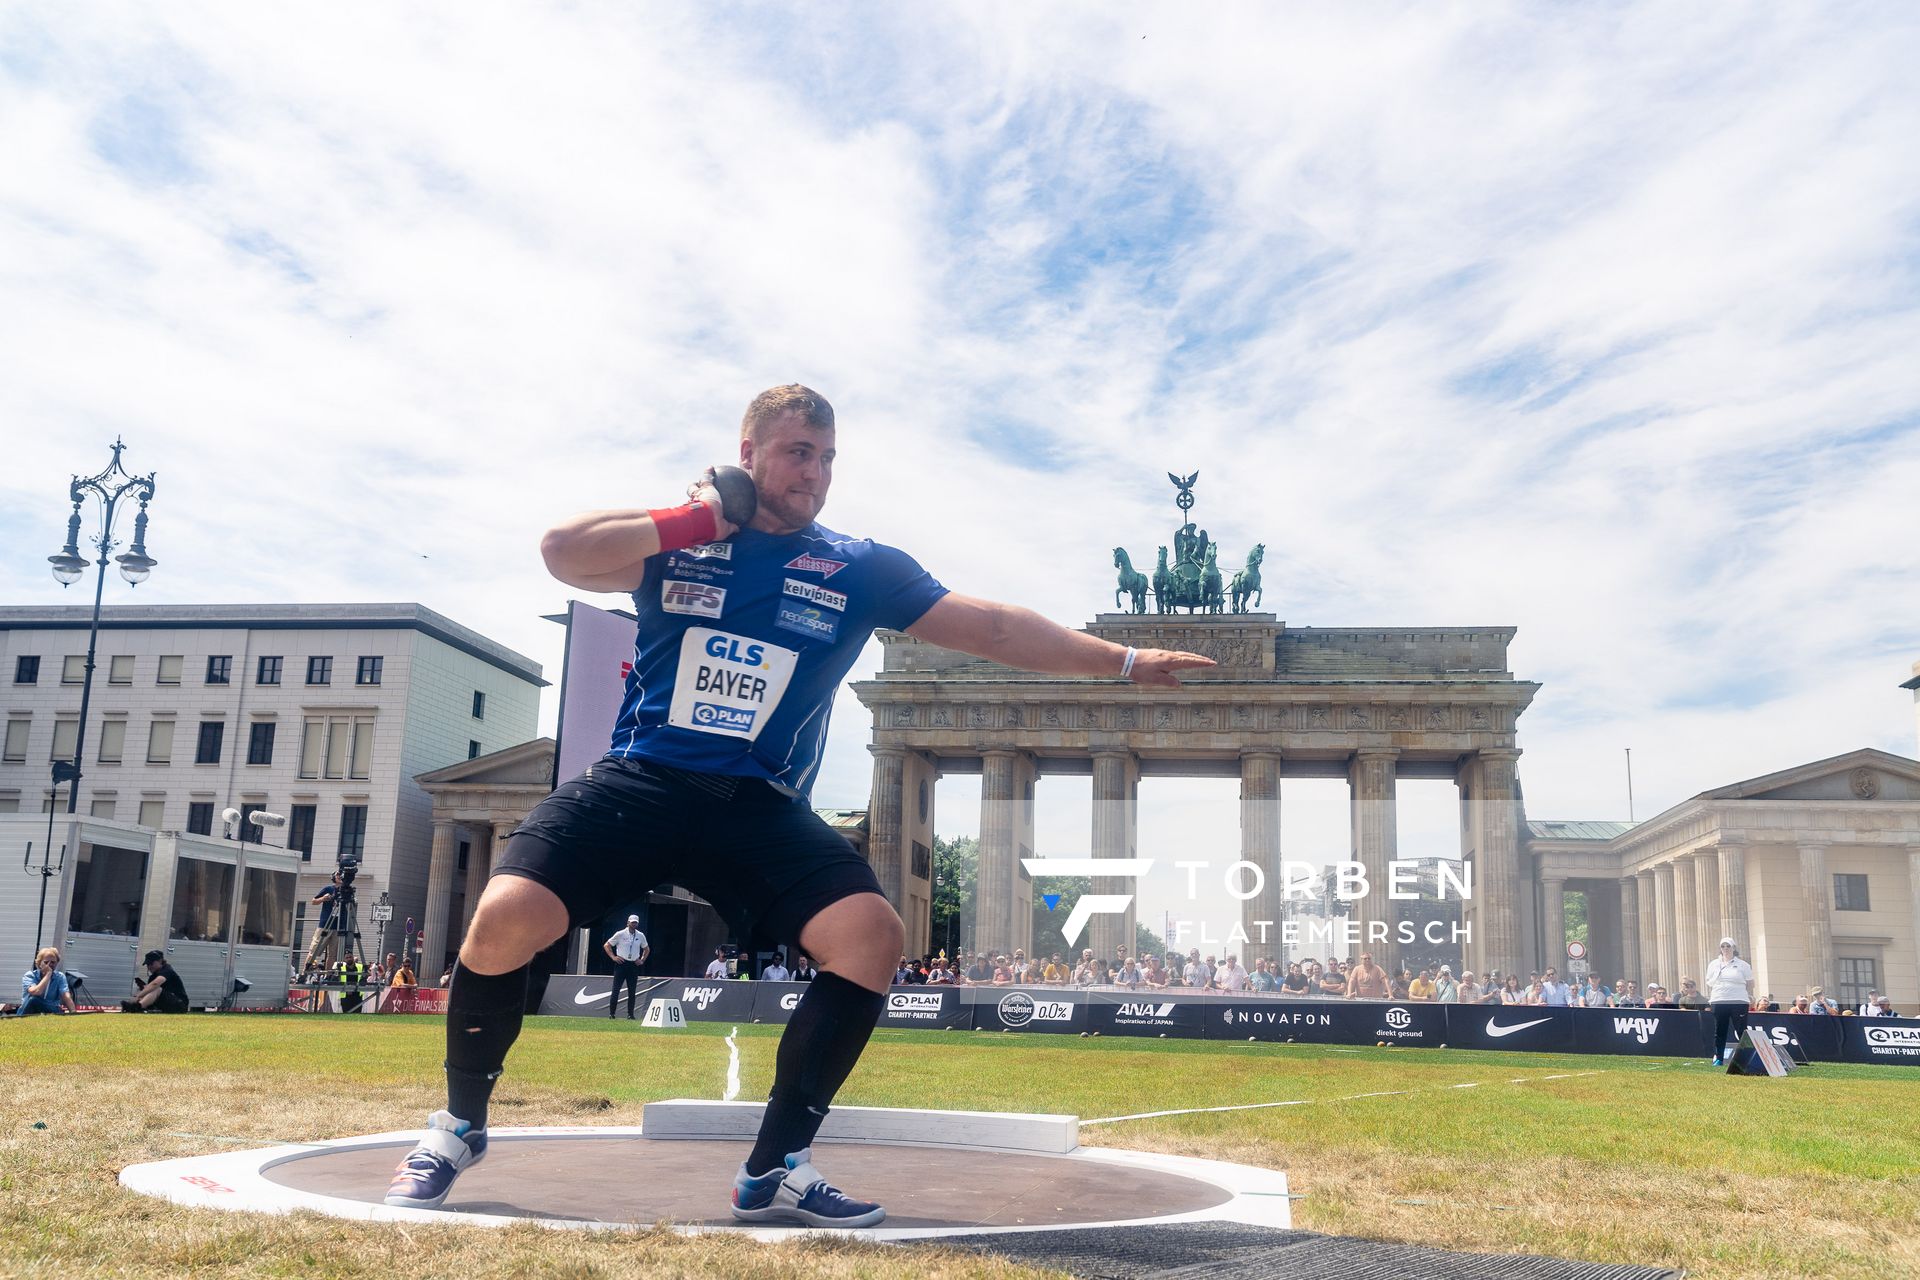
[
  {"x1": 784, "y1": 553, "x2": 847, "y2": 578},
  {"x1": 782, "y1": 579, "x2": 847, "y2": 611}
]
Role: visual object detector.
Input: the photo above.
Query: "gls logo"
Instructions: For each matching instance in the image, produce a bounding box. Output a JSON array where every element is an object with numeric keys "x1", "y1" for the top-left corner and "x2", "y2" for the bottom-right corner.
[
  {"x1": 1019, "y1": 857, "x2": 1156, "y2": 944},
  {"x1": 704, "y1": 635, "x2": 767, "y2": 666},
  {"x1": 780, "y1": 992, "x2": 803, "y2": 1011},
  {"x1": 1614, "y1": 1016, "x2": 1660, "y2": 1044},
  {"x1": 681, "y1": 985, "x2": 726, "y2": 1012},
  {"x1": 663, "y1": 581, "x2": 726, "y2": 617}
]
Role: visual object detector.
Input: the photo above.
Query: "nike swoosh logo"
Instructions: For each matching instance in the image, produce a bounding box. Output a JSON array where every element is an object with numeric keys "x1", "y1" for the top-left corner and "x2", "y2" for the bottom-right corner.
[
  {"x1": 1486, "y1": 1017, "x2": 1552, "y2": 1038},
  {"x1": 573, "y1": 988, "x2": 613, "y2": 1005}
]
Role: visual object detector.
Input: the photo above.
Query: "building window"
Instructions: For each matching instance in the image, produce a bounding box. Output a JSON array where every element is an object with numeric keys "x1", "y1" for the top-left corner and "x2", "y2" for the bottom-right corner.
[
  {"x1": 51, "y1": 718, "x2": 78, "y2": 763},
  {"x1": 195, "y1": 720, "x2": 225, "y2": 765},
  {"x1": 90, "y1": 797, "x2": 116, "y2": 819},
  {"x1": 3, "y1": 719, "x2": 28, "y2": 764},
  {"x1": 157, "y1": 655, "x2": 182, "y2": 685},
  {"x1": 138, "y1": 798, "x2": 165, "y2": 828},
  {"x1": 247, "y1": 721, "x2": 276, "y2": 766},
  {"x1": 288, "y1": 804, "x2": 317, "y2": 861},
  {"x1": 258, "y1": 656, "x2": 282, "y2": 685},
  {"x1": 13, "y1": 655, "x2": 39, "y2": 684},
  {"x1": 1833, "y1": 874, "x2": 1870, "y2": 912},
  {"x1": 206, "y1": 656, "x2": 232, "y2": 684},
  {"x1": 239, "y1": 799, "x2": 268, "y2": 845},
  {"x1": 301, "y1": 715, "x2": 374, "y2": 780},
  {"x1": 912, "y1": 840, "x2": 932, "y2": 881},
  {"x1": 472, "y1": 691, "x2": 486, "y2": 720},
  {"x1": 338, "y1": 804, "x2": 368, "y2": 859},
  {"x1": 468, "y1": 740, "x2": 481, "y2": 760},
  {"x1": 108, "y1": 655, "x2": 135, "y2": 684},
  {"x1": 457, "y1": 840, "x2": 470, "y2": 872},
  {"x1": 97, "y1": 719, "x2": 126, "y2": 764},
  {"x1": 1837, "y1": 956, "x2": 1878, "y2": 1012},
  {"x1": 170, "y1": 857, "x2": 237, "y2": 943},
  {"x1": 62, "y1": 655, "x2": 86, "y2": 683},
  {"x1": 0, "y1": 796, "x2": 18, "y2": 814},
  {"x1": 146, "y1": 720, "x2": 175, "y2": 764},
  {"x1": 66, "y1": 842, "x2": 147, "y2": 936},
  {"x1": 307, "y1": 656, "x2": 332, "y2": 685},
  {"x1": 356, "y1": 656, "x2": 383, "y2": 685},
  {"x1": 186, "y1": 801, "x2": 215, "y2": 836}
]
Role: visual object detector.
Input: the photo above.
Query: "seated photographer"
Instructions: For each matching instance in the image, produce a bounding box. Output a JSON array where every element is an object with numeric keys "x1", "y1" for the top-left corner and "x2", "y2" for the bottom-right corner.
[
  {"x1": 19, "y1": 947, "x2": 78, "y2": 1015},
  {"x1": 122, "y1": 950, "x2": 190, "y2": 1014}
]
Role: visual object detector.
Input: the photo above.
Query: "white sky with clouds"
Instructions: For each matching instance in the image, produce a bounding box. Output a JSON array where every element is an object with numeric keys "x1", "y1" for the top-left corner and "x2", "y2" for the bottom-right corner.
[{"x1": 3, "y1": 4, "x2": 1917, "y2": 942}]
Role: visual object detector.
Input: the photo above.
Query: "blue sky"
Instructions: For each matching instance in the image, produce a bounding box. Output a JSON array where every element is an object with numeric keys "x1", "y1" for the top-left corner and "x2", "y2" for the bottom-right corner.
[{"x1": 2, "y1": 3, "x2": 1918, "y2": 938}]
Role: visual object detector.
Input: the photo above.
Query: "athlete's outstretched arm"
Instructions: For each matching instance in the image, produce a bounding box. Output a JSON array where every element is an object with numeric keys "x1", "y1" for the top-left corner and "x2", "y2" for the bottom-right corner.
[{"x1": 905, "y1": 593, "x2": 1213, "y2": 687}]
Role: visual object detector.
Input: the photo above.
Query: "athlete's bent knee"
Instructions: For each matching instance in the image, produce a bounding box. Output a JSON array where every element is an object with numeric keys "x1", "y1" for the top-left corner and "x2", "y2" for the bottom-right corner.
[{"x1": 462, "y1": 875, "x2": 567, "y2": 972}]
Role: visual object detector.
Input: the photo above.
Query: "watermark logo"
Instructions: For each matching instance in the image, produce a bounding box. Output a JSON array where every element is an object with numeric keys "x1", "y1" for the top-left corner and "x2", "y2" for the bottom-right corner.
[{"x1": 1020, "y1": 858, "x2": 1154, "y2": 944}]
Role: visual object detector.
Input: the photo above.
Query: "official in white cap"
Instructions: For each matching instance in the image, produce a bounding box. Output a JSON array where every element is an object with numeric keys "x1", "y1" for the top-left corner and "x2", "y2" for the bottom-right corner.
[
  {"x1": 1704, "y1": 937, "x2": 1755, "y2": 1066},
  {"x1": 602, "y1": 914, "x2": 650, "y2": 1020}
]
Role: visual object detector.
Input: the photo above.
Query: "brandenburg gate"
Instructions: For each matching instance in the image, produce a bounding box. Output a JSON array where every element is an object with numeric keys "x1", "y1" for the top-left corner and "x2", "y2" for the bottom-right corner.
[{"x1": 852, "y1": 615, "x2": 1540, "y2": 975}]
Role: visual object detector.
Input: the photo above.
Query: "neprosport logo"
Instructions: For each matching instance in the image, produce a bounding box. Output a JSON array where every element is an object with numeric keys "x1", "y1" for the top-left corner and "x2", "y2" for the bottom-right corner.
[
  {"x1": 681, "y1": 985, "x2": 726, "y2": 1012},
  {"x1": 784, "y1": 552, "x2": 847, "y2": 579},
  {"x1": 662, "y1": 581, "x2": 727, "y2": 617},
  {"x1": 1613, "y1": 1016, "x2": 1660, "y2": 1044},
  {"x1": 1865, "y1": 1025, "x2": 1920, "y2": 1048}
]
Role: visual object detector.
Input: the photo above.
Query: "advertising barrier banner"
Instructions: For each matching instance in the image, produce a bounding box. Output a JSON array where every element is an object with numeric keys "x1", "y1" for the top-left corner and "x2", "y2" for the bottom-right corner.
[
  {"x1": 525, "y1": 976, "x2": 1914, "y2": 1064},
  {"x1": 1841, "y1": 1016, "x2": 1920, "y2": 1064},
  {"x1": 1444, "y1": 1006, "x2": 1578, "y2": 1054},
  {"x1": 378, "y1": 987, "x2": 449, "y2": 1015}
]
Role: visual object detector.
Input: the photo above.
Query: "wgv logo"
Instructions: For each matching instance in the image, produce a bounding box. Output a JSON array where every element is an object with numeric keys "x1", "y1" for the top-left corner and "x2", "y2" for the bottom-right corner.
[
  {"x1": 681, "y1": 985, "x2": 725, "y2": 1011},
  {"x1": 1614, "y1": 1016, "x2": 1660, "y2": 1044},
  {"x1": 1020, "y1": 857, "x2": 1156, "y2": 944}
]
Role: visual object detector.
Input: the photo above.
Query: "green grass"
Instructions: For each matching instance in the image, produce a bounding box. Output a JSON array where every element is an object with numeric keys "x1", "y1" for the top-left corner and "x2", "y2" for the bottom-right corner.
[{"x1": 3, "y1": 1015, "x2": 1917, "y2": 1278}]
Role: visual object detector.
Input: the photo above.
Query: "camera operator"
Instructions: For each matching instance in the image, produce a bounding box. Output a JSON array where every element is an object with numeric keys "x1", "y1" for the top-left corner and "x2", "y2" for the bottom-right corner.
[
  {"x1": 19, "y1": 947, "x2": 78, "y2": 1016},
  {"x1": 123, "y1": 950, "x2": 190, "y2": 1014},
  {"x1": 302, "y1": 872, "x2": 344, "y2": 977}
]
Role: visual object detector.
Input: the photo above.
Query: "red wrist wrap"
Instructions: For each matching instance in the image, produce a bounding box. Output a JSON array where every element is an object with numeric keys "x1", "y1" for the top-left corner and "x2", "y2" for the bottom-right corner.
[{"x1": 648, "y1": 502, "x2": 719, "y2": 553}]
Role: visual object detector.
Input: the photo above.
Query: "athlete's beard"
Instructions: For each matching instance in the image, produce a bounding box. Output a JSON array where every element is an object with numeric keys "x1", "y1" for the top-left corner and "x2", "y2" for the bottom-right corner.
[{"x1": 753, "y1": 488, "x2": 823, "y2": 534}]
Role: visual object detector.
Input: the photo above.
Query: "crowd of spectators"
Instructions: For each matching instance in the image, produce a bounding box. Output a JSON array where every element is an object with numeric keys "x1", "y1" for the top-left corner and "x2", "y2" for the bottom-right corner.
[{"x1": 868, "y1": 946, "x2": 1901, "y2": 1016}]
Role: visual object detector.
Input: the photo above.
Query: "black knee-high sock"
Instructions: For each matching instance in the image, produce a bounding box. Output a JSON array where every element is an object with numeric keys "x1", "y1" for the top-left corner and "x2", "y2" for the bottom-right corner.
[
  {"x1": 444, "y1": 961, "x2": 529, "y2": 1130},
  {"x1": 746, "y1": 971, "x2": 884, "y2": 1175}
]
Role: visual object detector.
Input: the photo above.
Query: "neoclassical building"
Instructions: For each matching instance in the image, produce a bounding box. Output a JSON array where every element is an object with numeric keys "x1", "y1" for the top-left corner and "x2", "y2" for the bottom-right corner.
[{"x1": 1525, "y1": 748, "x2": 1920, "y2": 1008}]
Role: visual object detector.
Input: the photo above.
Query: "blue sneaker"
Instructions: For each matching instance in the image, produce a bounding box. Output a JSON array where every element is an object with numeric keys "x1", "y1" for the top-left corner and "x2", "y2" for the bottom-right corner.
[
  {"x1": 383, "y1": 1111, "x2": 487, "y2": 1209},
  {"x1": 730, "y1": 1148, "x2": 885, "y2": 1228}
]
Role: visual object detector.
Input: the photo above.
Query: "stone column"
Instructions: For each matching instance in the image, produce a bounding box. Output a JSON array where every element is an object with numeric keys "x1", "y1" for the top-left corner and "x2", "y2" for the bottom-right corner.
[
  {"x1": 1717, "y1": 838, "x2": 1749, "y2": 954},
  {"x1": 420, "y1": 820, "x2": 460, "y2": 976},
  {"x1": 867, "y1": 748, "x2": 908, "y2": 908},
  {"x1": 1672, "y1": 855, "x2": 1700, "y2": 989},
  {"x1": 1473, "y1": 749, "x2": 1522, "y2": 978},
  {"x1": 1799, "y1": 844, "x2": 1833, "y2": 997},
  {"x1": 1653, "y1": 862, "x2": 1677, "y2": 990},
  {"x1": 1540, "y1": 876, "x2": 1567, "y2": 975},
  {"x1": 1011, "y1": 752, "x2": 1038, "y2": 956},
  {"x1": 976, "y1": 751, "x2": 1018, "y2": 957},
  {"x1": 1240, "y1": 751, "x2": 1283, "y2": 958},
  {"x1": 1909, "y1": 848, "x2": 1920, "y2": 1004},
  {"x1": 1349, "y1": 747, "x2": 1400, "y2": 969},
  {"x1": 1618, "y1": 877, "x2": 1641, "y2": 989},
  {"x1": 1694, "y1": 852, "x2": 1721, "y2": 956},
  {"x1": 490, "y1": 821, "x2": 516, "y2": 877},
  {"x1": 1090, "y1": 749, "x2": 1137, "y2": 963},
  {"x1": 1635, "y1": 870, "x2": 1658, "y2": 988},
  {"x1": 459, "y1": 826, "x2": 487, "y2": 935}
]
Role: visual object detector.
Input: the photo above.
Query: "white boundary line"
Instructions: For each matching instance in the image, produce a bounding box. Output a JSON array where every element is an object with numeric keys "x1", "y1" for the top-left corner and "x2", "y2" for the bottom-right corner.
[
  {"x1": 1083, "y1": 1070, "x2": 1602, "y2": 1126},
  {"x1": 118, "y1": 1119, "x2": 1291, "y2": 1242}
]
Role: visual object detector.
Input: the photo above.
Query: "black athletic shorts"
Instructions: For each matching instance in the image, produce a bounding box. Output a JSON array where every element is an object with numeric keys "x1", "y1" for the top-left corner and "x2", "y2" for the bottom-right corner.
[{"x1": 495, "y1": 754, "x2": 883, "y2": 948}]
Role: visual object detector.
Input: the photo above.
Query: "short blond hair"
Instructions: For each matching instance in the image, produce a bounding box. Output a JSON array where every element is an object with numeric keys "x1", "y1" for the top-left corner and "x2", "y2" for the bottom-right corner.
[
  {"x1": 35, "y1": 947, "x2": 60, "y2": 967},
  {"x1": 741, "y1": 384, "x2": 834, "y2": 441}
]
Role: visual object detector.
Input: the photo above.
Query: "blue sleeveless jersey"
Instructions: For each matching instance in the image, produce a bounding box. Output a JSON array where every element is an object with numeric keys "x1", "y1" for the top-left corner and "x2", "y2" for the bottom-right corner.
[{"x1": 607, "y1": 522, "x2": 947, "y2": 796}]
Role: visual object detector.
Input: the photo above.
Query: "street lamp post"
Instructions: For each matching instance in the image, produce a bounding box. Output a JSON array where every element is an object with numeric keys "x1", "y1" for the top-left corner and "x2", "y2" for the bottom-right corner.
[{"x1": 36, "y1": 439, "x2": 157, "y2": 956}]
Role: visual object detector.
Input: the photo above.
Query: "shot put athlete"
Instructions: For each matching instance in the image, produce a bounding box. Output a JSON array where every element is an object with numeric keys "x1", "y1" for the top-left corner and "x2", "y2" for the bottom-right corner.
[{"x1": 384, "y1": 385, "x2": 1211, "y2": 1225}]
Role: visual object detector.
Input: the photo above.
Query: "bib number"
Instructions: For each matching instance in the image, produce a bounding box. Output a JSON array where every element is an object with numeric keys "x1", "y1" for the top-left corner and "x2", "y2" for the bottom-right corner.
[{"x1": 667, "y1": 628, "x2": 797, "y2": 742}]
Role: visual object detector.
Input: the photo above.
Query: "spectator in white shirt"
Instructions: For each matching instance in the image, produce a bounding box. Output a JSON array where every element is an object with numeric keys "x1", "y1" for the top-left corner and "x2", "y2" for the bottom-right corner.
[
  {"x1": 1214, "y1": 956, "x2": 1249, "y2": 992},
  {"x1": 761, "y1": 953, "x2": 791, "y2": 982}
]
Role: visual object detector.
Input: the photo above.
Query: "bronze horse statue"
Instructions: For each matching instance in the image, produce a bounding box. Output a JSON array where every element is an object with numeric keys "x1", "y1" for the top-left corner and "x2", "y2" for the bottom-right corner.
[
  {"x1": 1229, "y1": 543, "x2": 1264, "y2": 612},
  {"x1": 1113, "y1": 547, "x2": 1150, "y2": 614}
]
